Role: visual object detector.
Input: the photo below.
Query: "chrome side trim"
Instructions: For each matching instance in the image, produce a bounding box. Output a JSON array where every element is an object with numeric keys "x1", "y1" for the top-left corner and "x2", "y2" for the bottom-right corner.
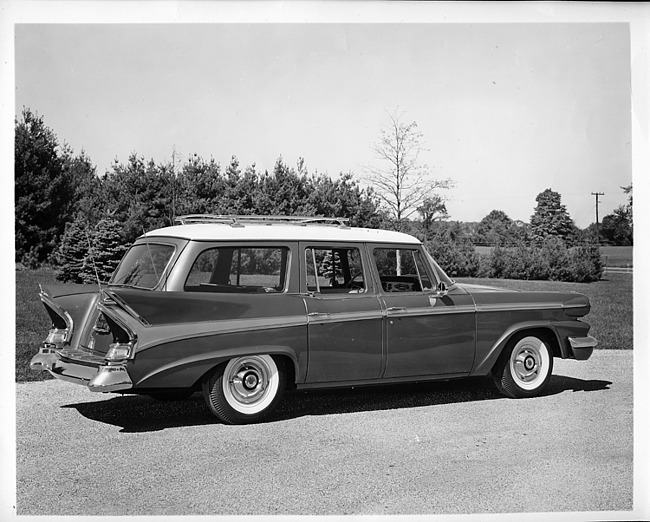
[
  {"x1": 476, "y1": 303, "x2": 563, "y2": 313},
  {"x1": 384, "y1": 304, "x2": 476, "y2": 318},
  {"x1": 476, "y1": 301, "x2": 588, "y2": 314},
  {"x1": 307, "y1": 310, "x2": 383, "y2": 324}
]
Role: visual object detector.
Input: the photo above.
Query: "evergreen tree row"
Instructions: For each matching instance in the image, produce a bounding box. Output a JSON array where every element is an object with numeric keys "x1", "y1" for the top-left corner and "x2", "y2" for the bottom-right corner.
[
  {"x1": 15, "y1": 109, "x2": 385, "y2": 280},
  {"x1": 14, "y1": 108, "x2": 618, "y2": 284}
]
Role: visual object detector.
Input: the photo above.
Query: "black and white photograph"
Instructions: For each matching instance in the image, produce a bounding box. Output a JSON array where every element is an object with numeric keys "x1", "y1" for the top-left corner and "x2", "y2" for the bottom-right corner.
[{"x1": 4, "y1": 2, "x2": 648, "y2": 521}]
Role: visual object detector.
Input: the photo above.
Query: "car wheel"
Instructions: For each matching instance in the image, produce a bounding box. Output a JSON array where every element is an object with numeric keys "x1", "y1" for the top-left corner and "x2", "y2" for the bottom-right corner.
[
  {"x1": 493, "y1": 334, "x2": 554, "y2": 398},
  {"x1": 202, "y1": 355, "x2": 285, "y2": 425}
]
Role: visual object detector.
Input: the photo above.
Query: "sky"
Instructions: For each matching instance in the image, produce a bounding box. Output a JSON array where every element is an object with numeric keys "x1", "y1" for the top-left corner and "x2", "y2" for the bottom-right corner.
[{"x1": 11, "y1": 16, "x2": 637, "y2": 228}]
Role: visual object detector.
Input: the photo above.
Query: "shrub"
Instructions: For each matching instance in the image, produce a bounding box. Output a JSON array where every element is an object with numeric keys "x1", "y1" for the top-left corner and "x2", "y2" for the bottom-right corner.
[
  {"x1": 425, "y1": 235, "x2": 481, "y2": 278},
  {"x1": 480, "y1": 239, "x2": 603, "y2": 282}
]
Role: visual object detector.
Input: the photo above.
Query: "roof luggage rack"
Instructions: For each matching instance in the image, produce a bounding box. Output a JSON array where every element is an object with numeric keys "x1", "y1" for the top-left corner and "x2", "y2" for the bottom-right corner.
[{"x1": 174, "y1": 214, "x2": 351, "y2": 227}]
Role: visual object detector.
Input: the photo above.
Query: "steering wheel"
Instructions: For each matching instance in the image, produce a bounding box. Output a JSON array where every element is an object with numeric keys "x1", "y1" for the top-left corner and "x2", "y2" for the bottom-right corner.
[{"x1": 345, "y1": 271, "x2": 364, "y2": 290}]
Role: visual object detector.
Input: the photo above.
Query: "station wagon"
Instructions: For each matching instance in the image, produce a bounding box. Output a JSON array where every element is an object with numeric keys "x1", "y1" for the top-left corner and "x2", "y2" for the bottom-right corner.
[{"x1": 30, "y1": 215, "x2": 597, "y2": 424}]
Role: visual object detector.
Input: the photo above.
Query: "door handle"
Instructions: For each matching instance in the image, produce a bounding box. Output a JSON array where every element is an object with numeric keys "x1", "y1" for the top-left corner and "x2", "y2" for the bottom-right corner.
[
  {"x1": 308, "y1": 312, "x2": 331, "y2": 317},
  {"x1": 386, "y1": 306, "x2": 407, "y2": 314}
]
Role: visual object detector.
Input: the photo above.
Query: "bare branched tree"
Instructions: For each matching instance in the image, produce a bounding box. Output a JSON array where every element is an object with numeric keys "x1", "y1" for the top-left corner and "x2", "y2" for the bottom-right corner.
[{"x1": 365, "y1": 108, "x2": 452, "y2": 231}]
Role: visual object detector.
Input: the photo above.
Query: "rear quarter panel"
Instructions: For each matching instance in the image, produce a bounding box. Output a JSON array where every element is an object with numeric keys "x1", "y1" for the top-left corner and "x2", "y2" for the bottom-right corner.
[{"x1": 108, "y1": 289, "x2": 309, "y2": 389}]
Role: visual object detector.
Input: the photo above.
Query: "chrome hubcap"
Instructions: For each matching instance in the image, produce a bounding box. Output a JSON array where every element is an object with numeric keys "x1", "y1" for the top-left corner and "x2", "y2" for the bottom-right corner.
[
  {"x1": 510, "y1": 337, "x2": 548, "y2": 388},
  {"x1": 228, "y1": 359, "x2": 270, "y2": 405}
]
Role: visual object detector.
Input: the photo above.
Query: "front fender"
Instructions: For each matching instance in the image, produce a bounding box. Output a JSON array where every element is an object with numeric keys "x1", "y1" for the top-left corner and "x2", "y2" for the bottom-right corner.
[{"x1": 470, "y1": 320, "x2": 591, "y2": 376}]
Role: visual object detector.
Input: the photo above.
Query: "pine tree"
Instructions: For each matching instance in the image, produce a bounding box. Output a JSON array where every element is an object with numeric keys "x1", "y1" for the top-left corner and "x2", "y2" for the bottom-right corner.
[
  {"x1": 56, "y1": 217, "x2": 92, "y2": 283},
  {"x1": 56, "y1": 217, "x2": 128, "y2": 284},
  {"x1": 88, "y1": 219, "x2": 129, "y2": 283},
  {"x1": 530, "y1": 189, "x2": 577, "y2": 243},
  {"x1": 320, "y1": 251, "x2": 342, "y2": 284},
  {"x1": 15, "y1": 108, "x2": 76, "y2": 264}
]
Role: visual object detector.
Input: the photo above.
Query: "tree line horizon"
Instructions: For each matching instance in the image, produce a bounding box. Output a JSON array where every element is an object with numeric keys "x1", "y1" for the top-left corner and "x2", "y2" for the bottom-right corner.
[{"x1": 15, "y1": 107, "x2": 631, "y2": 283}]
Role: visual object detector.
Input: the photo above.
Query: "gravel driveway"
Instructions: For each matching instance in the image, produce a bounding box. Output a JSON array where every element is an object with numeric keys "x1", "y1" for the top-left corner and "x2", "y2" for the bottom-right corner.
[{"x1": 15, "y1": 350, "x2": 634, "y2": 517}]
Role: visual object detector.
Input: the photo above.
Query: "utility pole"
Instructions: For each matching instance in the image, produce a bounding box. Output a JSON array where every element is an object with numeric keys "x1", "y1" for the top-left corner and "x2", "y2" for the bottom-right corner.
[{"x1": 591, "y1": 192, "x2": 604, "y2": 245}]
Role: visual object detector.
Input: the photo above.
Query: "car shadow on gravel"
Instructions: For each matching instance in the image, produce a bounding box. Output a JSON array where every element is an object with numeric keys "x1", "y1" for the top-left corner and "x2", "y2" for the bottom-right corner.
[
  {"x1": 274, "y1": 374, "x2": 612, "y2": 421},
  {"x1": 61, "y1": 374, "x2": 611, "y2": 433}
]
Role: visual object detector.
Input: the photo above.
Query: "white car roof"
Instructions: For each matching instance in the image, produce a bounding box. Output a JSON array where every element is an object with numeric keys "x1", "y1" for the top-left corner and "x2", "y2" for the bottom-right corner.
[{"x1": 143, "y1": 223, "x2": 421, "y2": 245}]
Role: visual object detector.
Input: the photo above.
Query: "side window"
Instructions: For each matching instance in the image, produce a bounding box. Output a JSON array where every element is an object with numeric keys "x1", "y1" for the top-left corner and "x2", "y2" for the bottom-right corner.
[
  {"x1": 305, "y1": 247, "x2": 365, "y2": 294},
  {"x1": 374, "y1": 248, "x2": 433, "y2": 293},
  {"x1": 184, "y1": 247, "x2": 289, "y2": 293}
]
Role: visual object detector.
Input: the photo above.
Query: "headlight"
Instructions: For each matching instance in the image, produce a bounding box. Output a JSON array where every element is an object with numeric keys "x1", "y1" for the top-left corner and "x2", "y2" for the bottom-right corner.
[{"x1": 105, "y1": 342, "x2": 134, "y2": 361}]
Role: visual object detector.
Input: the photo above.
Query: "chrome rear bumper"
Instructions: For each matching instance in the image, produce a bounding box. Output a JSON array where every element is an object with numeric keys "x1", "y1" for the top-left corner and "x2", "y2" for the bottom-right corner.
[{"x1": 29, "y1": 347, "x2": 133, "y2": 392}]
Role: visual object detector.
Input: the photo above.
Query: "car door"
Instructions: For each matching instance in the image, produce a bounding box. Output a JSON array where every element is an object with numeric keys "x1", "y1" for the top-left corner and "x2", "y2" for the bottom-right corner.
[
  {"x1": 301, "y1": 243, "x2": 383, "y2": 383},
  {"x1": 372, "y1": 245, "x2": 476, "y2": 379}
]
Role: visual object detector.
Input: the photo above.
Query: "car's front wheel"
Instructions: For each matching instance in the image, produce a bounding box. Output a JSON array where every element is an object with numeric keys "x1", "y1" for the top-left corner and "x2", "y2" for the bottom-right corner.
[
  {"x1": 493, "y1": 334, "x2": 554, "y2": 398},
  {"x1": 202, "y1": 355, "x2": 285, "y2": 424}
]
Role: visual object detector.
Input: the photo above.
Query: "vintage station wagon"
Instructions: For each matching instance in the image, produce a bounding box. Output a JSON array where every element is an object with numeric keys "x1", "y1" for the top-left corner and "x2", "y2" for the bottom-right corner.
[{"x1": 30, "y1": 215, "x2": 597, "y2": 424}]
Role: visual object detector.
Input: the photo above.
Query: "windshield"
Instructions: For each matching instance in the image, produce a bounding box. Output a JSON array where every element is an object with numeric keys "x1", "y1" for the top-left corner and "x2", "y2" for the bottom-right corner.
[
  {"x1": 423, "y1": 247, "x2": 455, "y2": 287},
  {"x1": 110, "y1": 243, "x2": 175, "y2": 289}
]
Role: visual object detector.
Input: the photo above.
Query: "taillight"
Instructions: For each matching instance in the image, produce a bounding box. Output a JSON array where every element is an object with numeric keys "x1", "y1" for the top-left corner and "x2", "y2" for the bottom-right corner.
[
  {"x1": 44, "y1": 328, "x2": 70, "y2": 349},
  {"x1": 97, "y1": 305, "x2": 137, "y2": 363},
  {"x1": 105, "y1": 341, "x2": 135, "y2": 361}
]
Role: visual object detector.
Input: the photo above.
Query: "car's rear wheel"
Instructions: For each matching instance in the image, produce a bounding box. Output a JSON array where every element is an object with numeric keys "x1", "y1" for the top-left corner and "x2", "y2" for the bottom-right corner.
[
  {"x1": 493, "y1": 334, "x2": 554, "y2": 398},
  {"x1": 202, "y1": 355, "x2": 285, "y2": 424}
]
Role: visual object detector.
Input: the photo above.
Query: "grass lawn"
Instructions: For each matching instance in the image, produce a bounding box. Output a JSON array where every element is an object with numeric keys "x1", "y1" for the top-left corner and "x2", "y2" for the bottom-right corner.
[{"x1": 16, "y1": 269, "x2": 633, "y2": 383}]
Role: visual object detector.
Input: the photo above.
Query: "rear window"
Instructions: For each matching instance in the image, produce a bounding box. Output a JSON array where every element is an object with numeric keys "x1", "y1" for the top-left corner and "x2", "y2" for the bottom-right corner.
[
  {"x1": 184, "y1": 247, "x2": 290, "y2": 293},
  {"x1": 110, "y1": 243, "x2": 175, "y2": 289}
]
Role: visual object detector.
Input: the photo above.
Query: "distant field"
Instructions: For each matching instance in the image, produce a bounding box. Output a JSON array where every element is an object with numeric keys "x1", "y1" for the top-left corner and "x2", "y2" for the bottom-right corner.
[
  {"x1": 16, "y1": 268, "x2": 633, "y2": 383},
  {"x1": 475, "y1": 245, "x2": 633, "y2": 267},
  {"x1": 599, "y1": 246, "x2": 633, "y2": 268}
]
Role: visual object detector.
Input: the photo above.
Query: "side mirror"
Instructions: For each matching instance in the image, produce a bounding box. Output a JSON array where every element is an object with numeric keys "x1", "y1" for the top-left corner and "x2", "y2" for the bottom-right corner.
[{"x1": 428, "y1": 282, "x2": 448, "y2": 306}]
